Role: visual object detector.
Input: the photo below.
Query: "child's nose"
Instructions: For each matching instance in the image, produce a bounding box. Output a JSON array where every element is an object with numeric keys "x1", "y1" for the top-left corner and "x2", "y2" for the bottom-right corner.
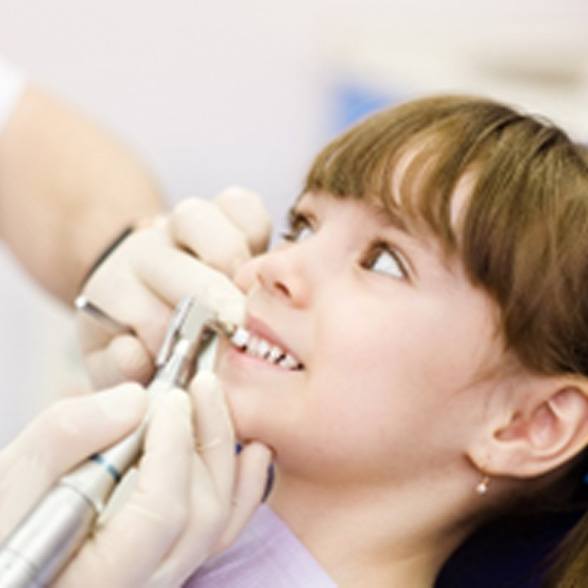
[{"x1": 250, "y1": 246, "x2": 312, "y2": 308}]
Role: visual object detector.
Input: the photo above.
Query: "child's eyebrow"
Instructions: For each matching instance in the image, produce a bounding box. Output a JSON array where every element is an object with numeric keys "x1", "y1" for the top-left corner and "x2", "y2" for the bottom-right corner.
[{"x1": 372, "y1": 205, "x2": 414, "y2": 238}]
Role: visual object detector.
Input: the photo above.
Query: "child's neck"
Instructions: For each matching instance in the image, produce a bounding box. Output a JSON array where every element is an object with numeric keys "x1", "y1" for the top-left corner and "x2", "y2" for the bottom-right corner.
[{"x1": 267, "y1": 470, "x2": 472, "y2": 588}]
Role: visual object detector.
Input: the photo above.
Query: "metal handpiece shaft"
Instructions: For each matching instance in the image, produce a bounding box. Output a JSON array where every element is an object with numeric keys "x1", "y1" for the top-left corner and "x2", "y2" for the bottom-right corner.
[{"x1": 0, "y1": 299, "x2": 224, "y2": 588}]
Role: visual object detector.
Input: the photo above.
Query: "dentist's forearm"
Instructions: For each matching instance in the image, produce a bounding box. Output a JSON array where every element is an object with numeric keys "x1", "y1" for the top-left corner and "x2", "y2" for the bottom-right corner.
[{"x1": 0, "y1": 85, "x2": 163, "y2": 304}]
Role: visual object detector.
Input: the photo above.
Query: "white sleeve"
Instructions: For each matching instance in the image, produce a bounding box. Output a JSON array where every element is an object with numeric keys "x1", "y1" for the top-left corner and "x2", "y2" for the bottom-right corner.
[{"x1": 0, "y1": 57, "x2": 26, "y2": 133}]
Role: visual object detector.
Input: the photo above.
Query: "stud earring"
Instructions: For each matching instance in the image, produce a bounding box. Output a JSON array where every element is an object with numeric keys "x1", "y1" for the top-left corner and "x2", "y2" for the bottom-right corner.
[{"x1": 476, "y1": 476, "x2": 490, "y2": 496}]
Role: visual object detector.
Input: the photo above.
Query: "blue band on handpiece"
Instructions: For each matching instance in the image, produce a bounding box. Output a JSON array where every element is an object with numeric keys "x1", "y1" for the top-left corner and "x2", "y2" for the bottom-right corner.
[{"x1": 90, "y1": 453, "x2": 122, "y2": 483}]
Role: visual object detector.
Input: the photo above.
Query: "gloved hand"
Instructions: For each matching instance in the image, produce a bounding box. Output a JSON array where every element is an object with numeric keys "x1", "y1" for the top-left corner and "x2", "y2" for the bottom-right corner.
[
  {"x1": 77, "y1": 187, "x2": 271, "y2": 388},
  {"x1": 0, "y1": 384, "x2": 147, "y2": 542},
  {"x1": 0, "y1": 376, "x2": 272, "y2": 588}
]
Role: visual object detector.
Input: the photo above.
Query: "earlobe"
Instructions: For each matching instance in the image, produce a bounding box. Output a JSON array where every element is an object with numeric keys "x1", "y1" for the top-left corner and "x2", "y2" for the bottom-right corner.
[{"x1": 471, "y1": 386, "x2": 588, "y2": 480}]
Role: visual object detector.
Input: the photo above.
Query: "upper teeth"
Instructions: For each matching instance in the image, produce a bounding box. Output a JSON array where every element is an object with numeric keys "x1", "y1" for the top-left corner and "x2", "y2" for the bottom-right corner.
[{"x1": 230, "y1": 327, "x2": 303, "y2": 370}]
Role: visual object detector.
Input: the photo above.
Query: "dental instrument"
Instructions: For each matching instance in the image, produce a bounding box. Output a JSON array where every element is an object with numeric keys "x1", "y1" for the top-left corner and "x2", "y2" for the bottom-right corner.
[
  {"x1": 0, "y1": 298, "x2": 234, "y2": 588},
  {"x1": 74, "y1": 295, "x2": 135, "y2": 335}
]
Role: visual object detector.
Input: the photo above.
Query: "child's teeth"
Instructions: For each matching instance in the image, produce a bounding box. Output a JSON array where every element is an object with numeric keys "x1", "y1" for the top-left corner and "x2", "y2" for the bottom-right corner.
[
  {"x1": 249, "y1": 336, "x2": 263, "y2": 356},
  {"x1": 279, "y1": 354, "x2": 298, "y2": 370},
  {"x1": 231, "y1": 327, "x2": 250, "y2": 348},
  {"x1": 258, "y1": 340, "x2": 271, "y2": 358},
  {"x1": 231, "y1": 327, "x2": 302, "y2": 370},
  {"x1": 268, "y1": 346, "x2": 282, "y2": 362}
]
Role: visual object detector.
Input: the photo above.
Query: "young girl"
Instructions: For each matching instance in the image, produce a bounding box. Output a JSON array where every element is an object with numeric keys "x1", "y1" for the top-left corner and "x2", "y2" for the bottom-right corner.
[
  {"x1": 6, "y1": 94, "x2": 585, "y2": 587},
  {"x1": 185, "y1": 95, "x2": 588, "y2": 587}
]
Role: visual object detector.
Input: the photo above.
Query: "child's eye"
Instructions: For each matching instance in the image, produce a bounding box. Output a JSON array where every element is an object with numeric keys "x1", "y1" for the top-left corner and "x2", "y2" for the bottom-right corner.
[
  {"x1": 362, "y1": 243, "x2": 407, "y2": 279},
  {"x1": 281, "y1": 211, "x2": 314, "y2": 243}
]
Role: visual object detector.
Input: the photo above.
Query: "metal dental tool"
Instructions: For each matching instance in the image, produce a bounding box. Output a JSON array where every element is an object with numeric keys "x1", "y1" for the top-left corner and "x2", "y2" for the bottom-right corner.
[
  {"x1": 74, "y1": 295, "x2": 135, "y2": 335},
  {"x1": 0, "y1": 298, "x2": 235, "y2": 588}
]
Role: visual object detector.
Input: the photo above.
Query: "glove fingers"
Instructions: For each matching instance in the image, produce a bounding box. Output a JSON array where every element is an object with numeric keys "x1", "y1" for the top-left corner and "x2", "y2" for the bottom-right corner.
[
  {"x1": 148, "y1": 457, "x2": 227, "y2": 587},
  {"x1": 170, "y1": 197, "x2": 251, "y2": 277},
  {"x1": 79, "y1": 274, "x2": 172, "y2": 359},
  {"x1": 149, "y1": 374, "x2": 240, "y2": 581},
  {"x1": 65, "y1": 389, "x2": 195, "y2": 586},
  {"x1": 15, "y1": 384, "x2": 146, "y2": 480},
  {"x1": 214, "y1": 186, "x2": 272, "y2": 254},
  {"x1": 135, "y1": 245, "x2": 246, "y2": 326},
  {"x1": 85, "y1": 334, "x2": 153, "y2": 388},
  {"x1": 214, "y1": 441, "x2": 273, "y2": 553},
  {"x1": 0, "y1": 385, "x2": 146, "y2": 539},
  {"x1": 190, "y1": 372, "x2": 236, "y2": 507}
]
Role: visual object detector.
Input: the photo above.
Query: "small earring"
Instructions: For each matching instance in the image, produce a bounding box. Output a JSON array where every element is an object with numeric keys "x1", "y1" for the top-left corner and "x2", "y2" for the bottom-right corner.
[{"x1": 476, "y1": 476, "x2": 490, "y2": 496}]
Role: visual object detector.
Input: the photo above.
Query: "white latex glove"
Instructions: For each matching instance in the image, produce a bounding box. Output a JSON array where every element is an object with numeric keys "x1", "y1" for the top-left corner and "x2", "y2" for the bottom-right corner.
[
  {"x1": 0, "y1": 384, "x2": 147, "y2": 541},
  {"x1": 0, "y1": 376, "x2": 272, "y2": 588},
  {"x1": 77, "y1": 187, "x2": 271, "y2": 388}
]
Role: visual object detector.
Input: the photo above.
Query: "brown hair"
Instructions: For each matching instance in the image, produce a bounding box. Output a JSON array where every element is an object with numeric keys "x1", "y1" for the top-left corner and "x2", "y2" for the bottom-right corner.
[{"x1": 303, "y1": 95, "x2": 588, "y2": 585}]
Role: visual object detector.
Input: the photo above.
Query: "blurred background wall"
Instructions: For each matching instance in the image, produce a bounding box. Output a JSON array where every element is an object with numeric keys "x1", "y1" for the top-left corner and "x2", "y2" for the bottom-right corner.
[{"x1": 0, "y1": 0, "x2": 587, "y2": 444}]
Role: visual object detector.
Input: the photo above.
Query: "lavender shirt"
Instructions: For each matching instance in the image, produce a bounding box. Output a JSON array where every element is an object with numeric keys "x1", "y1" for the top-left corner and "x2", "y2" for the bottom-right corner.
[{"x1": 184, "y1": 505, "x2": 337, "y2": 587}]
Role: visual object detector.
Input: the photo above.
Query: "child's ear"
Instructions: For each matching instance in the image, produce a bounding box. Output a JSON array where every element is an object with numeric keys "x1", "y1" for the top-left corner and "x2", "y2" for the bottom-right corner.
[{"x1": 468, "y1": 384, "x2": 588, "y2": 479}]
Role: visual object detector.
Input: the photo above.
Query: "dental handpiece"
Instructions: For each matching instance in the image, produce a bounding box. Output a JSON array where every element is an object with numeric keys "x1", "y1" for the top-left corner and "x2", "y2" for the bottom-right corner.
[{"x1": 0, "y1": 298, "x2": 233, "y2": 588}]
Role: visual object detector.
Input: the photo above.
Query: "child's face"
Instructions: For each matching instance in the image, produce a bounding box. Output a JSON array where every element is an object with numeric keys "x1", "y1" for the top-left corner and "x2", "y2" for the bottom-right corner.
[{"x1": 217, "y1": 190, "x2": 509, "y2": 485}]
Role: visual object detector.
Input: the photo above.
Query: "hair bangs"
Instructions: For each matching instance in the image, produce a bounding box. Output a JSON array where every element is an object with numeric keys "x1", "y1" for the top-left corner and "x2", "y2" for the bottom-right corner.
[
  {"x1": 303, "y1": 96, "x2": 524, "y2": 255},
  {"x1": 303, "y1": 95, "x2": 588, "y2": 376}
]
